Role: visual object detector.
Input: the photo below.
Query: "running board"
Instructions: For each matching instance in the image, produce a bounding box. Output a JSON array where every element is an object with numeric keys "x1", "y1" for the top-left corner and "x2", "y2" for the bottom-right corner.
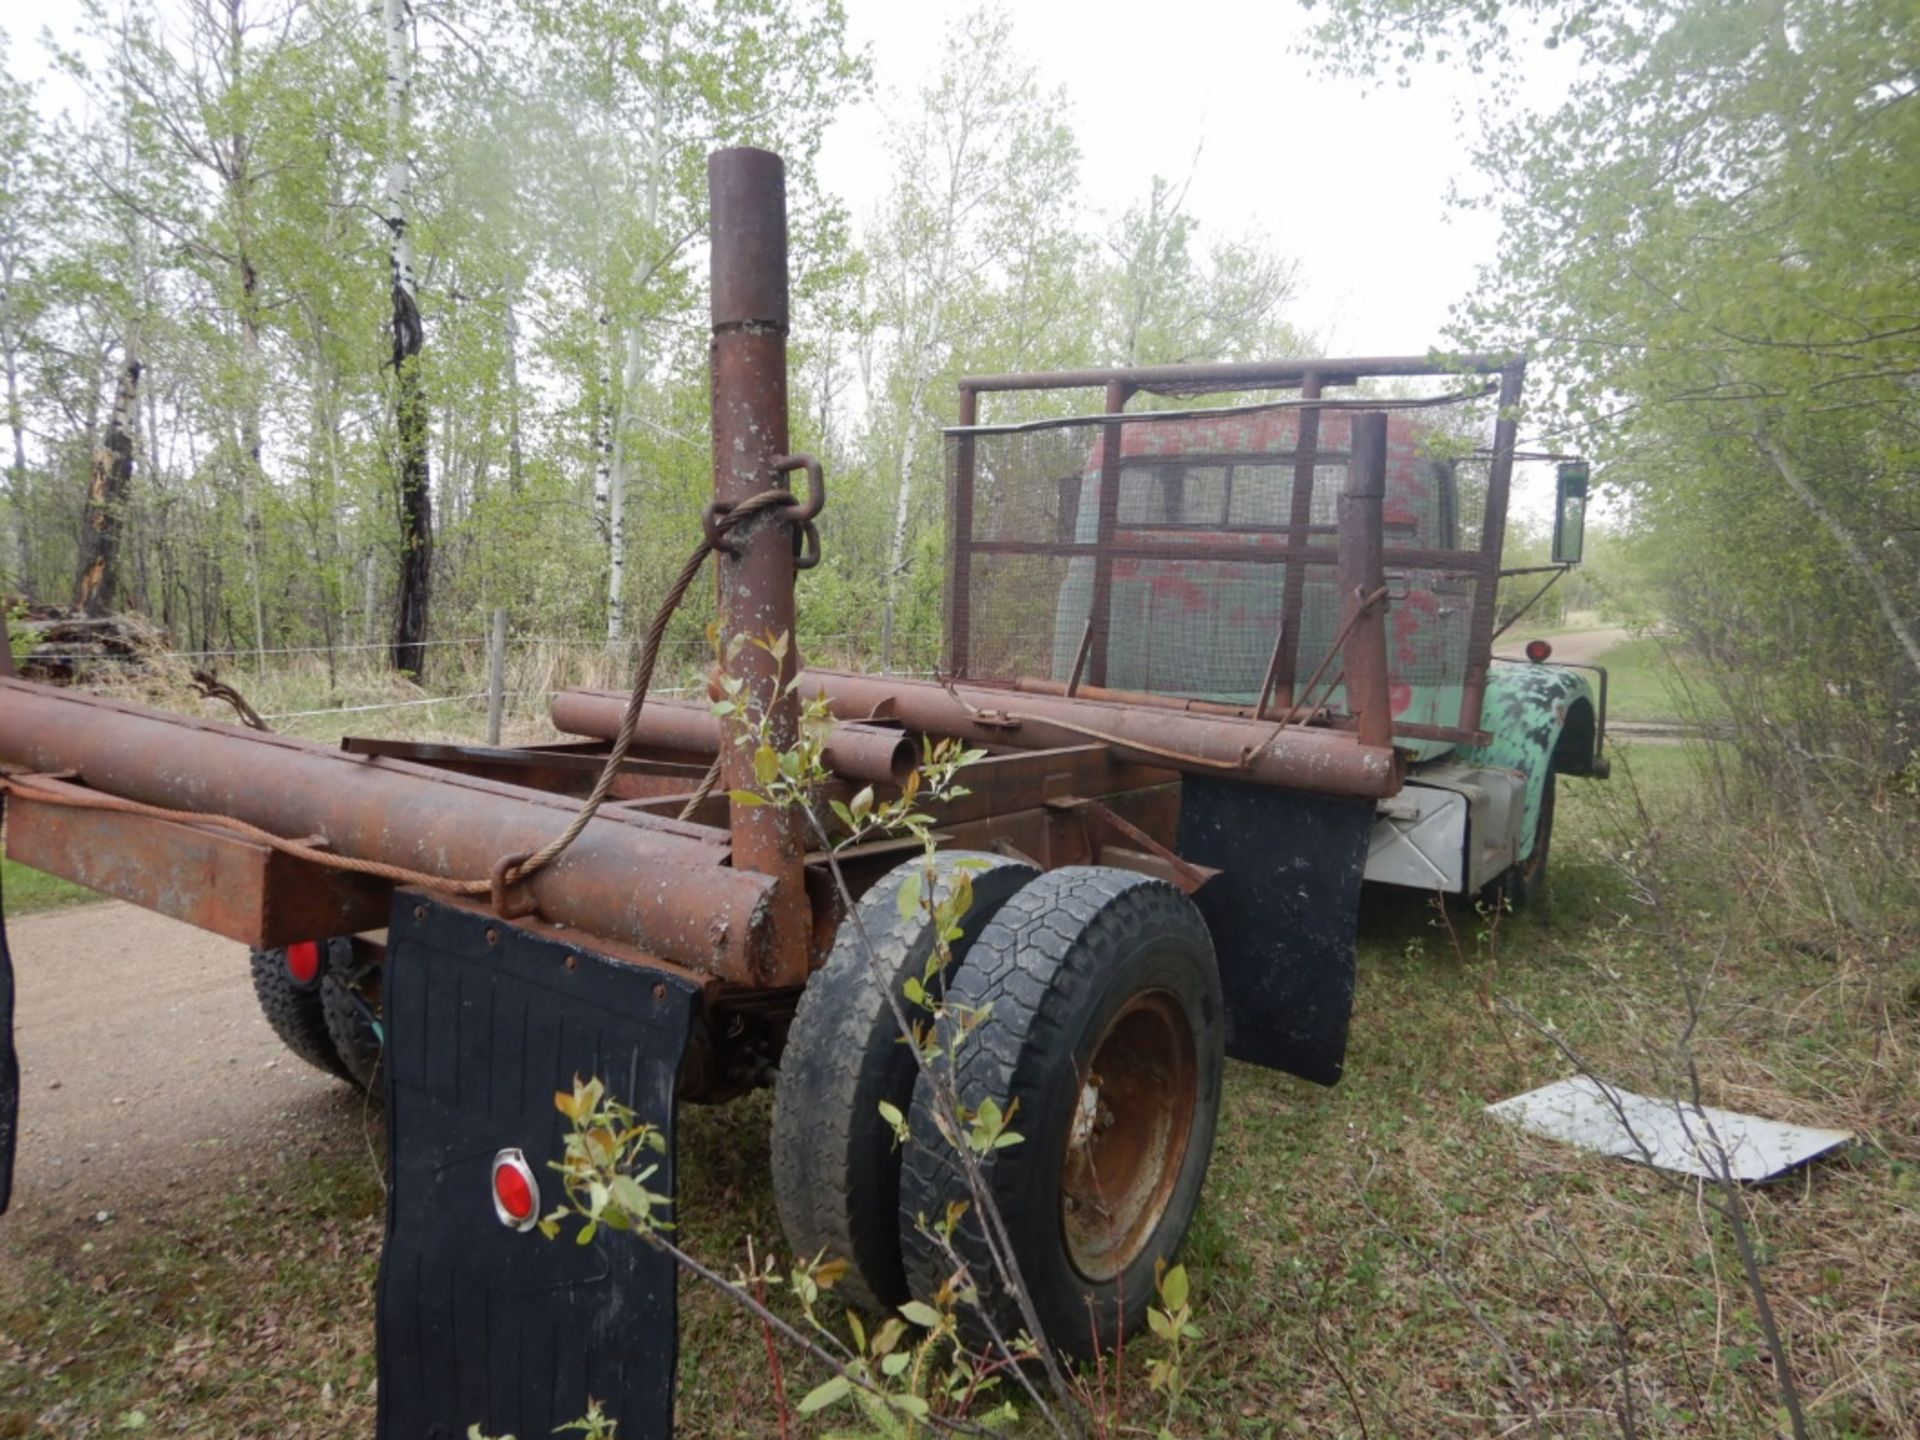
[{"x1": 376, "y1": 891, "x2": 699, "y2": 1439}]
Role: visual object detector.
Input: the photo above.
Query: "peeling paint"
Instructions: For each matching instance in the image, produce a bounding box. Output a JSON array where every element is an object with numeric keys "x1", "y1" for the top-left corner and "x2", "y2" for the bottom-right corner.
[{"x1": 1455, "y1": 662, "x2": 1599, "y2": 859}]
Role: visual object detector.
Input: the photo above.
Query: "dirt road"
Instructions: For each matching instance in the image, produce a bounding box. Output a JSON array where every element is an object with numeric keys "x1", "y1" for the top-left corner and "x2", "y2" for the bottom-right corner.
[
  {"x1": 3, "y1": 901, "x2": 369, "y2": 1234},
  {"x1": 1493, "y1": 624, "x2": 1629, "y2": 665}
]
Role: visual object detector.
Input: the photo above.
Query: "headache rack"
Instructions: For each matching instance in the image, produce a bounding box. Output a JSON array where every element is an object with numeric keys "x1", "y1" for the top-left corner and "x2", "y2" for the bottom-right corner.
[{"x1": 943, "y1": 356, "x2": 1530, "y2": 747}]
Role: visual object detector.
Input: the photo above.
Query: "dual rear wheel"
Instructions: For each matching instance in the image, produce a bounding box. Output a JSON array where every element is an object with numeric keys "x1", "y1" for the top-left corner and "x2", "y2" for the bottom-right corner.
[
  {"x1": 249, "y1": 938, "x2": 382, "y2": 1091},
  {"x1": 772, "y1": 857, "x2": 1224, "y2": 1359}
]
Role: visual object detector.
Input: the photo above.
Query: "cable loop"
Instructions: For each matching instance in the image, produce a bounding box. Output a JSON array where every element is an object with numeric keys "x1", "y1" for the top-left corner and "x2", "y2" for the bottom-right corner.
[{"x1": 704, "y1": 454, "x2": 826, "y2": 556}]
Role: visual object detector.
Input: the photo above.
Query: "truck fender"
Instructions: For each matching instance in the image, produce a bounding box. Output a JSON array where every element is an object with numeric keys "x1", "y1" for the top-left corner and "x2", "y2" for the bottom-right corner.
[{"x1": 1458, "y1": 662, "x2": 1602, "y2": 861}]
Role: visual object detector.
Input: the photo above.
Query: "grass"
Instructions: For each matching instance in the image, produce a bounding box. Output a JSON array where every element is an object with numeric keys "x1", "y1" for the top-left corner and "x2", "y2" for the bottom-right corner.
[
  {"x1": 3, "y1": 743, "x2": 1915, "y2": 1438},
  {"x1": 0, "y1": 1154, "x2": 384, "y2": 1438},
  {"x1": 1594, "y1": 636, "x2": 1731, "y2": 727},
  {"x1": 1, "y1": 857, "x2": 96, "y2": 916}
]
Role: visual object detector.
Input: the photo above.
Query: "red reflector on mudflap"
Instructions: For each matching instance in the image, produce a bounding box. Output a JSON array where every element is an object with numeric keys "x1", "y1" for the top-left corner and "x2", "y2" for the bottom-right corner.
[
  {"x1": 491, "y1": 1149, "x2": 540, "y2": 1231},
  {"x1": 285, "y1": 940, "x2": 323, "y2": 986}
]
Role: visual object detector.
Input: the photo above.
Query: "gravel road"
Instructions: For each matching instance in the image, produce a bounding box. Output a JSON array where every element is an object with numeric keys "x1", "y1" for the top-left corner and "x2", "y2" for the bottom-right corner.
[{"x1": 3, "y1": 901, "x2": 369, "y2": 1240}]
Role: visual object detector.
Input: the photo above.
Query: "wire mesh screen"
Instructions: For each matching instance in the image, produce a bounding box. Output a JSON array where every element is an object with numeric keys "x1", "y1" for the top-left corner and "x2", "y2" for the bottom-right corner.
[{"x1": 947, "y1": 402, "x2": 1489, "y2": 730}]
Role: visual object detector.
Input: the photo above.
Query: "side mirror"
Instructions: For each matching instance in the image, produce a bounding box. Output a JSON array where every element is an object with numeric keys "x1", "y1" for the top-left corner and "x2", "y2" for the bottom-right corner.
[{"x1": 1553, "y1": 461, "x2": 1589, "y2": 565}]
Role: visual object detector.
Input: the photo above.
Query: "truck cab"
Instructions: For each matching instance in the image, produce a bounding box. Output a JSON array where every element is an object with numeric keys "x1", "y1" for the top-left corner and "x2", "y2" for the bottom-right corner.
[{"x1": 953, "y1": 384, "x2": 1606, "y2": 906}]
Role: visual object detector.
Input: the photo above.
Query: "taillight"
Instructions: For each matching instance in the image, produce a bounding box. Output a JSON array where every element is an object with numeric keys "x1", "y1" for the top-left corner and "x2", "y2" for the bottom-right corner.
[
  {"x1": 285, "y1": 940, "x2": 323, "y2": 986},
  {"x1": 1525, "y1": 639, "x2": 1553, "y2": 663},
  {"x1": 491, "y1": 1149, "x2": 540, "y2": 1231}
]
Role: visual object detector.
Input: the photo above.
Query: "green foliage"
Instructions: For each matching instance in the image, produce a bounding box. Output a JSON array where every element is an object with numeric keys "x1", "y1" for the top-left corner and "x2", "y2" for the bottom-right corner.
[
  {"x1": 1302, "y1": 0, "x2": 1920, "y2": 772},
  {"x1": 0, "y1": 855, "x2": 97, "y2": 914},
  {"x1": 3, "y1": 3, "x2": 1318, "y2": 681}
]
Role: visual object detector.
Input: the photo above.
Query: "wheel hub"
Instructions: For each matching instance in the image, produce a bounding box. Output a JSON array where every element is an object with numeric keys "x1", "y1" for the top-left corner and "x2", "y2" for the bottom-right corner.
[{"x1": 1059, "y1": 989, "x2": 1198, "y2": 1282}]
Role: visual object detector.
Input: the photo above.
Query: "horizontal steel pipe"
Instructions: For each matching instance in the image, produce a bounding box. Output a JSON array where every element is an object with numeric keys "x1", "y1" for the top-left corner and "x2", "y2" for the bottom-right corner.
[
  {"x1": 0, "y1": 679, "x2": 780, "y2": 980},
  {"x1": 1005, "y1": 678, "x2": 1485, "y2": 745},
  {"x1": 798, "y1": 670, "x2": 1402, "y2": 798},
  {"x1": 549, "y1": 693, "x2": 917, "y2": 788},
  {"x1": 959, "y1": 353, "x2": 1511, "y2": 396}
]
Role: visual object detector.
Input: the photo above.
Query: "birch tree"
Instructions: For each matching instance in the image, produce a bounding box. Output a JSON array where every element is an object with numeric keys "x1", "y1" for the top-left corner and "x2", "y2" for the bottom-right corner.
[
  {"x1": 1305, "y1": 0, "x2": 1920, "y2": 760},
  {"x1": 514, "y1": 0, "x2": 860, "y2": 644},
  {"x1": 0, "y1": 44, "x2": 52, "y2": 591},
  {"x1": 863, "y1": 6, "x2": 1085, "y2": 669}
]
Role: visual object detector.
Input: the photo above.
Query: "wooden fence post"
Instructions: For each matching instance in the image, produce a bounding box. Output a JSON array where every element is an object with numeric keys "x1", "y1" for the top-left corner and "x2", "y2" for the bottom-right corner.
[{"x1": 486, "y1": 608, "x2": 507, "y2": 745}]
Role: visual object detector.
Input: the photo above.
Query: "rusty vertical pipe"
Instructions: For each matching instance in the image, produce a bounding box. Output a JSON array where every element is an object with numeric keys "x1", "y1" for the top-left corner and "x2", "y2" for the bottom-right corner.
[
  {"x1": 1457, "y1": 357, "x2": 1527, "y2": 734},
  {"x1": 1340, "y1": 412, "x2": 1394, "y2": 750},
  {"x1": 1270, "y1": 372, "x2": 1323, "y2": 708},
  {"x1": 708, "y1": 147, "x2": 810, "y2": 984},
  {"x1": 945, "y1": 384, "x2": 978, "y2": 677},
  {"x1": 1085, "y1": 379, "x2": 1131, "y2": 687}
]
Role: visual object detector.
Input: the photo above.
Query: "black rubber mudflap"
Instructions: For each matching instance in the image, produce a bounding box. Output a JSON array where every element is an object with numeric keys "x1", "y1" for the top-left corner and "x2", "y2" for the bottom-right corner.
[
  {"x1": 377, "y1": 892, "x2": 699, "y2": 1440},
  {"x1": 1176, "y1": 776, "x2": 1374, "y2": 1086},
  {"x1": 0, "y1": 794, "x2": 17, "y2": 1215}
]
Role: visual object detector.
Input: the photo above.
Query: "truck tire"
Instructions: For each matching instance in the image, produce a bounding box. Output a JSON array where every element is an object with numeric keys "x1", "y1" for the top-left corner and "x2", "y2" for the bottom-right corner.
[
  {"x1": 321, "y1": 963, "x2": 384, "y2": 1093},
  {"x1": 1483, "y1": 773, "x2": 1555, "y2": 913},
  {"x1": 772, "y1": 851, "x2": 1038, "y2": 1316},
  {"x1": 898, "y1": 867, "x2": 1224, "y2": 1359},
  {"x1": 250, "y1": 941, "x2": 353, "y2": 1083}
]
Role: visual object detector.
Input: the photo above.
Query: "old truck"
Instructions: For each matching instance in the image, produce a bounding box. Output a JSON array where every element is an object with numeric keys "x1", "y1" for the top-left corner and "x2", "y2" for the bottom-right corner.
[{"x1": 0, "y1": 148, "x2": 1603, "y2": 1437}]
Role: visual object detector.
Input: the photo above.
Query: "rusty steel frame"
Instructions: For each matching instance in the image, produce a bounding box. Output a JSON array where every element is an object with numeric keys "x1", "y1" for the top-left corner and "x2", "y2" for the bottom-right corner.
[
  {"x1": 990, "y1": 677, "x2": 1488, "y2": 746},
  {"x1": 947, "y1": 353, "x2": 1529, "y2": 741},
  {"x1": 5, "y1": 773, "x2": 394, "y2": 946},
  {"x1": 1338, "y1": 412, "x2": 1394, "y2": 749}
]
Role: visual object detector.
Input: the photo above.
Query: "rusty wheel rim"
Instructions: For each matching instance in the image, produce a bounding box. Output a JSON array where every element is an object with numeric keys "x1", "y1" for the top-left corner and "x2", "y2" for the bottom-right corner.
[{"x1": 1059, "y1": 989, "x2": 1198, "y2": 1283}]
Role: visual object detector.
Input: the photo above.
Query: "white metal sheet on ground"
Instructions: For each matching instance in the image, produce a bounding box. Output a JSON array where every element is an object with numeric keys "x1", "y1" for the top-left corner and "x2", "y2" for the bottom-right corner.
[{"x1": 1488, "y1": 1077, "x2": 1852, "y2": 1182}]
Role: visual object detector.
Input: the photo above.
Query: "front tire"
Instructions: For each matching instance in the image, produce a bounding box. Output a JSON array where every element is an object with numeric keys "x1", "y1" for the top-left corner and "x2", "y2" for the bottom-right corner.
[
  {"x1": 898, "y1": 867, "x2": 1224, "y2": 1359},
  {"x1": 1482, "y1": 772, "x2": 1555, "y2": 912}
]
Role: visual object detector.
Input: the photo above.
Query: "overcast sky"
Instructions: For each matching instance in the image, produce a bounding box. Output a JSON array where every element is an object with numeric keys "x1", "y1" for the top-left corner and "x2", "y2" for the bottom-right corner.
[
  {"x1": 817, "y1": 0, "x2": 1547, "y2": 359},
  {"x1": 11, "y1": 0, "x2": 1548, "y2": 358}
]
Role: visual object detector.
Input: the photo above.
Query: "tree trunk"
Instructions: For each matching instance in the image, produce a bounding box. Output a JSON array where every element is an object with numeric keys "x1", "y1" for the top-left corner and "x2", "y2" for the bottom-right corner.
[
  {"x1": 606, "y1": 324, "x2": 637, "y2": 644},
  {"x1": 593, "y1": 309, "x2": 613, "y2": 529},
  {"x1": 603, "y1": 73, "x2": 668, "y2": 648},
  {"x1": 212, "y1": 1, "x2": 268, "y2": 661},
  {"x1": 75, "y1": 356, "x2": 143, "y2": 616},
  {"x1": 236, "y1": 288, "x2": 269, "y2": 659},
  {"x1": 386, "y1": 0, "x2": 431, "y2": 677},
  {"x1": 363, "y1": 546, "x2": 379, "y2": 647},
  {"x1": 4, "y1": 327, "x2": 27, "y2": 591},
  {"x1": 504, "y1": 296, "x2": 524, "y2": 494},
  {"x1": 1735, "y1": 390, "x2": 1920, "y2": 682},
  {"x1": 880, "y1": 377, "x2": 930, "y2": 672}
]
